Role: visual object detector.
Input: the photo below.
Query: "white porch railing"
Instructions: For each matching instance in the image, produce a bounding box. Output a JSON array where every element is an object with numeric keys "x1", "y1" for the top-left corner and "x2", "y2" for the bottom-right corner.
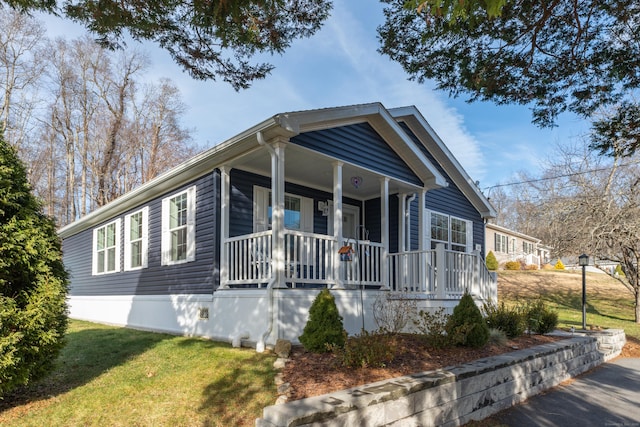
[
  {"x1": 223, "y1": 235, "x2": 496, "y2": 301},
  {"x1": 341, "y1": 240, "x2": 384, "y2": 288},
  {"x1": 387, "y1": 244, "x2": 497, "y2": 302}
]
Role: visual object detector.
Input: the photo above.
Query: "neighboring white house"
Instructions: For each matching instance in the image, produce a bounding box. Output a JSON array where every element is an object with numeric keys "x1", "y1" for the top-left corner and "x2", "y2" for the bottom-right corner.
[{"x1": 485, "y1": 223, "x2": 550, "y2": 267}]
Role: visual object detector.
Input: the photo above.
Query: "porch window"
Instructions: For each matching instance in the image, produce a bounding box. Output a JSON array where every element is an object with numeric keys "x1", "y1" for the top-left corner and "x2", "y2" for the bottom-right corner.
[
  {"x1": 124, "y1": 207, "x2": 148, "y2": 270},
  {"x1": 92, "y1": 219, "x2": 121, "y2": 275},
  {"x1": 253, "y1": 186, "x2": 313, "y2": 232},
  {"x1": 428, "y1": 211, "x2": 473, "y2": 252},
  {"x1": 162, "y1": 186, "x2": 196, "y2": 265}
]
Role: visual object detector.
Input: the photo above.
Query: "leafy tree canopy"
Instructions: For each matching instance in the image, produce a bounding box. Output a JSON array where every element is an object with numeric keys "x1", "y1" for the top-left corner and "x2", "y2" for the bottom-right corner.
[
  {"x1": 2, "y1": 0, "x2": 332, "y2": 90},
  {"x1": 379, "y1": 0, "x2": 640, "y2": 156}
]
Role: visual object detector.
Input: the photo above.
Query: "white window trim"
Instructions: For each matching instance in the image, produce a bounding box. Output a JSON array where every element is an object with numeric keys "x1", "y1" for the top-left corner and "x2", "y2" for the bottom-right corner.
[
  {"x1": 426, "y1": 210, "x2": 473, "y2": 253},
  {"x1": 124, "y1": 206, "x2": 149, "y2": 271},
  {"x1": 253, "y1": 186, "x2": 313, "y2": 233},
  {"x1": 161, "y1": 186, "x2": 196, "y2": 266},
  {"x1": 92, "y1": 218, "x2": 121, "y2": 275}
]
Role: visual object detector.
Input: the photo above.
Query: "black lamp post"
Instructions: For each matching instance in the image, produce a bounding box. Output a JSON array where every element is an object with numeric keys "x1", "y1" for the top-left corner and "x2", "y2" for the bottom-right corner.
[{"x1": 578, "y1": 254, "x2": 589, "y2": 330}]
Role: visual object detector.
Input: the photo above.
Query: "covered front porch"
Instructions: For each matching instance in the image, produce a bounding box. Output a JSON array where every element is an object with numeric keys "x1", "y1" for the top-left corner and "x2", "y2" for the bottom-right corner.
[{"x1": 216, "y1": 120, "x2": 496, "y2": 302}]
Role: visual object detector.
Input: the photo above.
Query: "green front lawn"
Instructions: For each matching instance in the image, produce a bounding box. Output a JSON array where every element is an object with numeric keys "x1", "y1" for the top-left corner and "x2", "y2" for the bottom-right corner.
[{"x1": 0, "y1": 320, "x2": 276, "y2": 426}]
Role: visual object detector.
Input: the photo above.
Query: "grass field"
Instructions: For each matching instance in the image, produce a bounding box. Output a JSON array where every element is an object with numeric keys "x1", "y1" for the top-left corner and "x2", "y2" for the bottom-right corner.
[
  {"x1": 498, "y1": 268, "x2": 640, "y2": 341},
  {"x1": 0, "y1": 321, "x2": 277, "y2": 427}
]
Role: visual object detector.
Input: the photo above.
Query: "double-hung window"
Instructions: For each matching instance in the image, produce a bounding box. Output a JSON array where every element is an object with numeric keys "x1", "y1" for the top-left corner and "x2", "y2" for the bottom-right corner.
[
  {"x1": 428, "y1": 210, "x2": 473, "y2": 252},
  {"x1": 124, "y1": 207, "x2": 149, "y2": 270},
  {"x1": 162, "y1": 186, "x2": 196, "y2": 265},
  {"x1": 495, "y1": 233, "x2": 509, "y2": 253},
  {"x1": 93, "y1": 219, "x2": 121, "y2": 275}
]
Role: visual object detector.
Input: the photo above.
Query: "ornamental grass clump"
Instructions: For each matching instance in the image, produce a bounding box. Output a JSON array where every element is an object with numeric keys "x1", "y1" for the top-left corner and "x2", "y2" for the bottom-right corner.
[{"x1": 299, "y1": 289, "x2": 345, "y2": 352}]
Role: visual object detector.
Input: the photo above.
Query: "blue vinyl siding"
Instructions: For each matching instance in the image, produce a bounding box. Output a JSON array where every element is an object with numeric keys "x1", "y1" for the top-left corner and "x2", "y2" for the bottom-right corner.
[
  {"x1": 291, "y1": 123, "x2": 422, "y2": 186},
  {"x1": 229, "y1": 169, "x2": 361, "y2": 237},
  {"x1": 398, "y1": 122, "x2": 485, "y2": 255},
  {"x1": 63, "y1": 174, "x2": 217, "y2": 296}
]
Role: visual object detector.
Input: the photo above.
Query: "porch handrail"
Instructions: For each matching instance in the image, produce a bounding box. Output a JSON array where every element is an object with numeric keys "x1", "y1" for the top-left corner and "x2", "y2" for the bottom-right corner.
[
  {"x1": 388, "y1": 250, "x2": 436, "y2": 296},
  {"x1": 284, "y1": 230, "x2": 336, "y2": 286},
  {"x1": 443, "y1": 249, "x2": 496, "y2": 301},
  {"x1": 224, "y1": 231, "x2": 273, "y2": 287},
  {"x1": 341, "y1": 240, "x2": 384, "y2": 288}
]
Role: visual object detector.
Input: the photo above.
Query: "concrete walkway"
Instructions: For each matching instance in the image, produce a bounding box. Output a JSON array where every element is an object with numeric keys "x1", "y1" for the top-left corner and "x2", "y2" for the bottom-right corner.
[{"x1": 490, "y1": 358, "x2": 640, "y2": 426}]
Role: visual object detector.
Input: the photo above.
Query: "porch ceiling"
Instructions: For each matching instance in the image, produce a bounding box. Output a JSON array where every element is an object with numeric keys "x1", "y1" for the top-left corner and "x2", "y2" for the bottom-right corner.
[{"x1": 234, "y1": 143, "x2": 421, "y2": 200}]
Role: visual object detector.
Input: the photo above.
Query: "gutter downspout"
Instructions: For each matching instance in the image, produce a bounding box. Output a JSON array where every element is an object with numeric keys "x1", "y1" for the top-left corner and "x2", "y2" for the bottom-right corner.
[
  {"x1": 406, "y1": 193, "x2": 417, "y2": 251},
  {"x1": 256, "y1": 131, "x2": 278, "y2": 353}
]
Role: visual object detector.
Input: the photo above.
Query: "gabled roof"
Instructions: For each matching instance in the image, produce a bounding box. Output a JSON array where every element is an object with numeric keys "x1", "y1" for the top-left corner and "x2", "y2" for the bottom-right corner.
[
  {"x1": 59, "y1": 103, "x2": 491, "y2": 237},
  {"x1": 389, "y1": 106, "x2": 496, "y2": 219}
]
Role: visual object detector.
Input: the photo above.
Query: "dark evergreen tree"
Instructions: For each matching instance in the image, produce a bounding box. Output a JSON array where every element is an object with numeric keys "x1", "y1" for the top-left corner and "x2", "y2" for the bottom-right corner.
[
  {"x1": 0, "y1": 130, "x2": 68, "y2": 397},
  {"x1": 299, "y1": 289, "x2": 345, "y2": 353}
]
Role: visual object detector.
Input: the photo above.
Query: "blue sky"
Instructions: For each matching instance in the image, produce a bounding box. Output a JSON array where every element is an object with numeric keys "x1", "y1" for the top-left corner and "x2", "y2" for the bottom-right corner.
[{"x1": 44, "y1": 1, "x2": 588, "y2": 192}]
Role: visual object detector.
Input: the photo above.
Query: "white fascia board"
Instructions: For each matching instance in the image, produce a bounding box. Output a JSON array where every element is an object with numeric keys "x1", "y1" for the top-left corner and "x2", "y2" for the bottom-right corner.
[
  {"x1": 276, "y1": 102, "x2": 448, "y2": 190},
  {"x1": 486, "y1": 223, "x2": 541, "y2": 244},
  {"x1": 389, "y1": 106, "x2": 497, "y2": 219},
  {"x1": 59, "y1": 117, "x2": 292, "y2": 238}
]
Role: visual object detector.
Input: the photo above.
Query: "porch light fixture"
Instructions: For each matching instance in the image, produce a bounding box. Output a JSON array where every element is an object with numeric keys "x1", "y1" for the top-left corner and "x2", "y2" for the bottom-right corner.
[
  {"x1": 350, "y1": 176, "x2": 363, "y2": 189},
  {"x1": 578, "y1": 254, "x2": 589, "y2": 330}
]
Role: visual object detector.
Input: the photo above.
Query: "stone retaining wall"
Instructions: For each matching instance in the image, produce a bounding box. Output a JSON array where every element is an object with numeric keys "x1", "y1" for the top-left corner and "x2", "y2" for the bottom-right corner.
[{"x1": 257, "y1": 330, "x2": 625, "y2": 427}]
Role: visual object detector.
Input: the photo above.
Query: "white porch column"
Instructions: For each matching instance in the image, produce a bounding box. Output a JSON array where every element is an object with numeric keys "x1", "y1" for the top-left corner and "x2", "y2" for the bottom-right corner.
[
  {"x1": 436, "y1": 243, "x2": 446, "y2": 299},
  {"x1": 418, "y1": 189, "x2": 427, "y2": 290},
  {"x1": 380, "y1": 177, "x2": 389, "y2": 289},
  {"x1": 332, "y1": 161, "x2": 344, "y2": 289},
  {"x1": 271, "y1": 142, "x2": 287, "y2": 289},
  {"x1": 219, "y1": 166, "x2": 230, "y2": 289}
]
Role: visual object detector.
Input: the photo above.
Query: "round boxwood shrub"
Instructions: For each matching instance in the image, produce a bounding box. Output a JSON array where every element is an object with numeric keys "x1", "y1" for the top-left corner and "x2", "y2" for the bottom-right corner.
[
  {"x1": 446, "y1": 292, "x2": 489, "y2": 348},
  {"x1": 299, "y1": 289, "x2": 345, "y2": 352},
  {"x1": 504, "y1": 260, "x2": 521, "y2": 270},
  {"x1": 0, "y1": 133, "x2": 69, "y2": 397},
  {"x1": 485, "y1": 251, "x2": 498, "y2": 271}
]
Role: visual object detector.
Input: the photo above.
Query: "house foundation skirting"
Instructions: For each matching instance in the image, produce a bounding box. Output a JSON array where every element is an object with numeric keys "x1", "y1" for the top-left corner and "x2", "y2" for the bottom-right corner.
[
  {"x1": 258, "y1": 330, "x2": 625, "y2": 427},
  {"x1": 68, "y1": 290, "x2": 464, "y2": 347}
]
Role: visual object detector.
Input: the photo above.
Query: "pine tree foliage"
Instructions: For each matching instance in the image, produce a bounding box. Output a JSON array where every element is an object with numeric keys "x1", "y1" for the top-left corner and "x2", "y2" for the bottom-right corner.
[
  {"x1": 379, "y1": 0, "x2": 640, "y2": 156},
  {"x1": 299, "y1": 289, "x2": 345, "y2": 353},
  {"x1": 0, "y1": 130, "x2": 68, "y2": 397}
]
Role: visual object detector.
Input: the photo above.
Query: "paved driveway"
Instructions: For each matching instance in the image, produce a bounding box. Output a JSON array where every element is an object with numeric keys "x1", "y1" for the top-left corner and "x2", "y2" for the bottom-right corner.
[{"x1": 489, "y1": 358, "x2": 640, "y2": 426}]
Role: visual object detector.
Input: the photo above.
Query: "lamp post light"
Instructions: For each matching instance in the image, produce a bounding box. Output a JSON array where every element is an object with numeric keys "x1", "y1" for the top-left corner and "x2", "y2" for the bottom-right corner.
[{"x1": 578, "y1": 254, "x2": 589, "y2": 330}]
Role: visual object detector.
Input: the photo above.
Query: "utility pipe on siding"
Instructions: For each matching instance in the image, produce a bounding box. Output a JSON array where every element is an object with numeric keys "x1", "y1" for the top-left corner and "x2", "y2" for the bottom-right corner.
[
  {"x1": 256, "y1": 131, "x2": 277, "y2": 353},
  {"x1": 406, "y1": 193, "x2": 417, "y2": 251}
]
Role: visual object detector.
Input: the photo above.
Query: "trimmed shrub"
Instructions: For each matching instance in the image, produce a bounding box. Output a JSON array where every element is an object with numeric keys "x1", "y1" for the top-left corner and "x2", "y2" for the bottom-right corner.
[
  {"x1": 524, "y1": 300, "x2": 558, "y2": 334},
  {"x1": 615, "y1": 264, "x2": 625, "y2": 276},
  {"x1": 485, "y1": 251, "x2": 499, "y2": 271},
  {"x1": 554, "y1": 259, "x2": 565, "y2": 270},
  {"x1": 329, "y1": 330, "x2": 395, "y2": 368},
  {"x1": 541, "y1": 263, "x2": 554, "y2": 270},
  {"x1": 483, "y1": 301, "x2": 526, "y2": 338},
  {"x1": 299, "y1": 289, "x2": 346, "y2": 352},
  {"x1": 0, "y1": 133, "x2": 69, "y2": 397},
  {"x1": 525, "y1": 264, "x2": 539, "y2": 270},
  {"x1": 413, "y1": 307, "x2": 450, "y2": 348},
  {"x1": 446, "y1": 293, "x2": 489, "y2": 348},
  {"x1": 504, "y1": 260, "x2": 521, "y2": 270}
]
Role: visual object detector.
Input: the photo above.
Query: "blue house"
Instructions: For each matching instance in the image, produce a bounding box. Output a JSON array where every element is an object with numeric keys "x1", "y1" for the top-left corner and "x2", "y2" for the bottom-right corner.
[{"x1": 59, "y1": 103, "x2": 497, "y2": 350}]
